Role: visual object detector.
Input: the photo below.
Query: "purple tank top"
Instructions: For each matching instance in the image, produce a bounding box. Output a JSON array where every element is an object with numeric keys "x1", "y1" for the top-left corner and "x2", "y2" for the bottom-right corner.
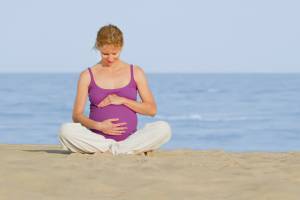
[{"x1": 87, "y1": 64, "x2": 138, "y2": 141}]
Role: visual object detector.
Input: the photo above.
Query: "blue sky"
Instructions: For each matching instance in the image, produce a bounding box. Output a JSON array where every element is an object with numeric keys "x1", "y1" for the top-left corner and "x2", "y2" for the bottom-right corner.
[{"x1": 0, "y1": 0, "x2": 299, "y2": 73}]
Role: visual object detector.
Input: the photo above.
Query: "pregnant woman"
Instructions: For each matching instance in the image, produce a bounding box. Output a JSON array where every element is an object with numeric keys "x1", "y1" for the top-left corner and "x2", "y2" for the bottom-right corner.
[{"x1": 58, "y1": 24, "x2": 171, "y2": 155}]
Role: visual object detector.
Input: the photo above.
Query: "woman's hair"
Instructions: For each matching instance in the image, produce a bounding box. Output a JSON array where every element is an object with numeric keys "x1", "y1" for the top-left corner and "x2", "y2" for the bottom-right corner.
[{"x1": 94, "y1": 24, "x2": 124, "y2": 49}]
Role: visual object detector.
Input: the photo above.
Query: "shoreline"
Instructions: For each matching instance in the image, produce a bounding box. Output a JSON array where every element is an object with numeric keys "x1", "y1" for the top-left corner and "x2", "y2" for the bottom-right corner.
[{"x1": 1, "y1": 144, "x2": 300, "y2": 199}]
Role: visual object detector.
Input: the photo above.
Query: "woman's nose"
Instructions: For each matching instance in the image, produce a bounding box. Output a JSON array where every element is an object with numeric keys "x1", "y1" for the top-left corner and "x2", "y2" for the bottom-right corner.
[{"x1": 108, "y1": 55, "x2": 114, "y2": 61}]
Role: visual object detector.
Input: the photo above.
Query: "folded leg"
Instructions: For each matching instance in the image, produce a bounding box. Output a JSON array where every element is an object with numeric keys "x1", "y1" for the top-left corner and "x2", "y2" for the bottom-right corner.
[
  {"x1": 58, "y1": 122, "x2": 116, "y2": 154},
  {"x1": 111, "y1": 121, "x2": 172, "y2": 155}
]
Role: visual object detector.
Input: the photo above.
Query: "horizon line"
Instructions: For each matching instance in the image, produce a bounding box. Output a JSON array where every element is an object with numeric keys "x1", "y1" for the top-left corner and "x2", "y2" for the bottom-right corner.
[{"x1": 1, "y1": 71, "x2": 300, "y2": 74}]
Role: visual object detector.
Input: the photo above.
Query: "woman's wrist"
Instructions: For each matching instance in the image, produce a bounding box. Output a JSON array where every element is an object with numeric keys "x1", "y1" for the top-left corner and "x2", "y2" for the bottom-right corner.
[
  {"x1": 93, "y1": 121, "x2": 103, "y2": 131},
  {"x1": 121, "y1": 97, "x2": 129, "y2": 105}
]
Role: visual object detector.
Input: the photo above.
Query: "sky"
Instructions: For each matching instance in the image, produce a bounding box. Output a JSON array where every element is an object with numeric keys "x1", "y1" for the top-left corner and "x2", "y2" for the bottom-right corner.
[{"x1": 0, "y1": 0, "x2": 299, "y2": 73}]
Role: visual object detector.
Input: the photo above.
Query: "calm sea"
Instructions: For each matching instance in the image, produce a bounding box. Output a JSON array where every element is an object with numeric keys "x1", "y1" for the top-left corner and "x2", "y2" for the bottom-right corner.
[{"x1": 0, "y1": 73, "x2": 299, "y2": 152}]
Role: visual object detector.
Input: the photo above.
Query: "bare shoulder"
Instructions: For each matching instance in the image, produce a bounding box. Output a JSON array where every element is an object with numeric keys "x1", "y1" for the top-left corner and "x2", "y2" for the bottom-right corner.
[
  {"x1": 78, "y1": 68, "x2": 91, "y2": 86},
  {"x1": 132, "y1": 65, "x2": 147, "y2": 82}
]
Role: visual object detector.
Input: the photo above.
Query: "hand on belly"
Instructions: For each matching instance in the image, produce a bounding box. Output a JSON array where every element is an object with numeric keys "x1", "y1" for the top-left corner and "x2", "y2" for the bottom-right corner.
[{"x1": 95, "y1": 118, "x2": 128, "y2": 136}]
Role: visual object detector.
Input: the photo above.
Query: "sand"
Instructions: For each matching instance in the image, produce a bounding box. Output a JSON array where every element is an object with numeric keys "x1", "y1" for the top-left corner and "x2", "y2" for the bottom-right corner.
[{"x1": 1, "y1": 144, "x2": 300, "y2": 200}]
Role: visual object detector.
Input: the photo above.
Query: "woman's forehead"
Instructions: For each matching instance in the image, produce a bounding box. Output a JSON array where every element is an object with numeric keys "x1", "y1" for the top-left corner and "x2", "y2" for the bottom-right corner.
[{"x1": 100, "y1": 45, "x2": 121, "y2": 52}]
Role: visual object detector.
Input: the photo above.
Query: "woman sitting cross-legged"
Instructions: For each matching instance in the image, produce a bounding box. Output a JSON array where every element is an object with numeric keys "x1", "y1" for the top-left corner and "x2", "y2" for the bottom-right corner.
[{"x1": 58, "y1": 24, "x2": 172, "y2": 155}]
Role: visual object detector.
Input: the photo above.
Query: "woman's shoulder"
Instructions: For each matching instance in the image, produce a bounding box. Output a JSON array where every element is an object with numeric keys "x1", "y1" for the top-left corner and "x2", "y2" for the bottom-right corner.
[
  {"x1": 79, "y1": 63, "x2": 100, "y2": 77},
  {"x1": 133, "y1": 64, "x2": 145, "y2": 73},
  {"x1": 132, "y1": 64, "x2": 147, "y2": 82},
  {"x1": 77, "y1": 65, "x2": 96, "y2": 86},
  {"x1": 79, "y1": 68, "x2": 90, "y2": 79}
]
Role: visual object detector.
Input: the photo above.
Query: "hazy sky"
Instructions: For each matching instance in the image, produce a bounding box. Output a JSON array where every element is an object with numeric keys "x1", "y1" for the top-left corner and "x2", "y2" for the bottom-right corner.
[{"x1": 0, "y1": 0, "x2": 299, "y2": 73}]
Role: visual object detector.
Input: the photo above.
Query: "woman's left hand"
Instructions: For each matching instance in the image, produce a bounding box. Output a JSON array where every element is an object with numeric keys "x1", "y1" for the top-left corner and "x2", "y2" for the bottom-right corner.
[{"x1": 97, "y1": 94, "x2": 126, "y2": 108}]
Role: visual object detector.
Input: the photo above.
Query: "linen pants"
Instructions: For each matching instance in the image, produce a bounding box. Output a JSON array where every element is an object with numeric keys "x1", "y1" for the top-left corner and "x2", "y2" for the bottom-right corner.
[{"x1": 58, "y1": 121, "x2": 171, "y2": 155}]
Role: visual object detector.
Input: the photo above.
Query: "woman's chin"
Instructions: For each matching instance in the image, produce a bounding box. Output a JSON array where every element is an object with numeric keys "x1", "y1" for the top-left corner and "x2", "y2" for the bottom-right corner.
[{"x1": 105, "y1": 62, "x2": 114, "y2": 66}]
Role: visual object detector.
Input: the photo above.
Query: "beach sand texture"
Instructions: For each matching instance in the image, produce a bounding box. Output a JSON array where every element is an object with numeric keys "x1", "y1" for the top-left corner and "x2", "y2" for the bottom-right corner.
[{"x1": 1, "y1": 144, "x2": 300, "y2": 200}]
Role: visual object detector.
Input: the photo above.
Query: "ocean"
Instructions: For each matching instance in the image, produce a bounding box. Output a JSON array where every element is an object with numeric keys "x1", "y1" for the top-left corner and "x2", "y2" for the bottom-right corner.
[{"x1": 0, "y1": 73, "x2": 299, "y2": 152}]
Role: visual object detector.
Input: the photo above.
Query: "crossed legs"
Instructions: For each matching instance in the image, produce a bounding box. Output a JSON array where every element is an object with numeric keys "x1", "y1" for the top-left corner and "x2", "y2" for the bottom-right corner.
[{"x1": 58, "y1": 121, "x2": 172, "y2": 155}]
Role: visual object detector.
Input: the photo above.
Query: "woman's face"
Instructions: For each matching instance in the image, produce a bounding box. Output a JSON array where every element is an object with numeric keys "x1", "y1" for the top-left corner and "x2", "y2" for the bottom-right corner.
[{"x1": 99, "y1": 44, "x2": 122, "y2": 66}]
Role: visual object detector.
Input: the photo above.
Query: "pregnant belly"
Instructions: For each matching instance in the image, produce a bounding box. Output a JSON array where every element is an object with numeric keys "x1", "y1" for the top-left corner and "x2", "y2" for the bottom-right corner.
[{"x1": 89, "y1": 105, "x2": 137, "y2": 141}]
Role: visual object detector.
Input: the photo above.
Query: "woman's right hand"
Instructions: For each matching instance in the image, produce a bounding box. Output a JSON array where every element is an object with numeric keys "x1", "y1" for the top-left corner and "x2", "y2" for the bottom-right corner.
[{"x1": 96, "y1": 118, "x2": 127, "y2": 135}]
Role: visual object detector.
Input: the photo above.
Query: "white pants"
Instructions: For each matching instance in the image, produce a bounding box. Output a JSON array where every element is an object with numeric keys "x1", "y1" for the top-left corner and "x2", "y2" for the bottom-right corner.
[{"x1": 58, "y1": 121, "x2": 172, "y2": 155}]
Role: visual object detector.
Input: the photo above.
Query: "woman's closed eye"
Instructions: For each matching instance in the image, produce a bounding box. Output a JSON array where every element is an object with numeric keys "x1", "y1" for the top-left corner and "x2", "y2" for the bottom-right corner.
[{"x1": 102, "y1": 53, "x2": 117, "y2": 56}]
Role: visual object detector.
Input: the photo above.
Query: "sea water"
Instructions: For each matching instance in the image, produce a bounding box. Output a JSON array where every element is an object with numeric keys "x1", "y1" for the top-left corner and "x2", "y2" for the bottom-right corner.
[{"x1": 0, "y1": 73, "x2": 299, "y2": 152}]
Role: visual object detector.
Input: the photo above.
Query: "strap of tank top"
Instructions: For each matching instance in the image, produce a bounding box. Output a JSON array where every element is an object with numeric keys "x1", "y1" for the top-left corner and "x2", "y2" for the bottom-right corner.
[
  {"x1": 130, "y1": 64, "x2": 134, "y2": 82},
  {"x1": 129, "y1": 64, "x2": 137, "y2": 87},
  {"x1": 87, "y1": 67, "x2": 95, "y2": 86}
]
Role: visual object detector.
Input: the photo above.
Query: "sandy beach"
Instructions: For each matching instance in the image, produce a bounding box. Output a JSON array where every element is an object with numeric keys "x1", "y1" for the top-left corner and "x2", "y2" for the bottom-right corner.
[{"x1": 1, "y1": 144, "x2": 300, "y2": 200}]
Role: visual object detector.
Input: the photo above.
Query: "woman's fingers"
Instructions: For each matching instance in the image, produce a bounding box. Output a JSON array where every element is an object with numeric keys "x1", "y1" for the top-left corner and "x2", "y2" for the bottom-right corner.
[
  {"x1": 114, "y1": 126, "x2": 128, "y2": 131},
  {"x1": 105, "y1": 130, "x2": 124, "y2": 135},
  {"x1": 110, "y1": 124, "x2": 127, "y2": 132},
  {"x1": 114, "y1": 122, "x2": 127, "y2": 127},
  {"x1": 108, "y1": 118, "x2": 120, "y2": 122},
  {"x1": 98, "y1": 97, "x2": 110, "y2": 107},
  {"x1": 108, "y1": 119, "x2": 127, "y2": 127},
  {"x1": 104, "y1": 126, "x2": 127, "y2": 135},
  {"x1": 101, "y1": 118, "x2": 127, "y2": 135},
  {"x1": 99, "y1": 94, "x2": 123, "y2": 107},
  {"x1": 114, "y1": 130, "x2": 125, "y2": 134},
  {"x1": 99, "y1": 100, "x2": 108, "y2": 107}
]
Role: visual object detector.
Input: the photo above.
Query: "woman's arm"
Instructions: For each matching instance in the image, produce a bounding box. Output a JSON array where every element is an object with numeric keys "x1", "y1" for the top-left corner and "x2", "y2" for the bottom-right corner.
[
  {"x1": 122, "y1": 65, "x2": 157, "y2": 116},
  {"x1": 72, "y1": 70, "x2": 100, "y2": 129}
]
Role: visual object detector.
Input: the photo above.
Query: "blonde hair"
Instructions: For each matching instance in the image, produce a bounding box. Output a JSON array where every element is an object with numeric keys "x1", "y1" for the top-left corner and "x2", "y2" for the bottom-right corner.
[{"x1": 95, "y1": 24, "x2": 124, "y2": 49}]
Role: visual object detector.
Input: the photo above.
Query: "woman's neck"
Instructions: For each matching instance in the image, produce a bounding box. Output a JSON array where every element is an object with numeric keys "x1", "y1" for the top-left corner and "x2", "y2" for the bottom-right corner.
[{"x1": 98, "y1": 60, "x2": 124, "y2": 72}]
